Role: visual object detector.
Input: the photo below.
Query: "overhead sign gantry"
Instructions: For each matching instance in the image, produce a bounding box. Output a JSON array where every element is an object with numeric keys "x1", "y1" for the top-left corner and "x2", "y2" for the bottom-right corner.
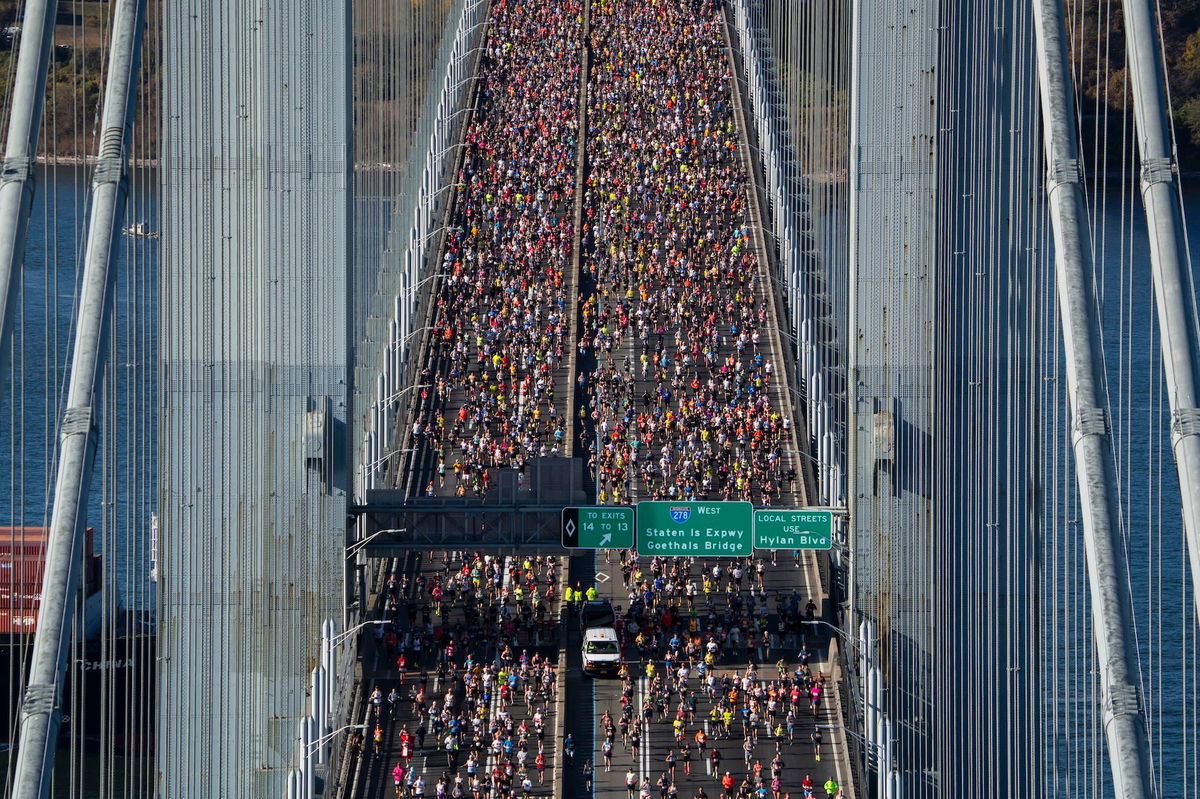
[{"x1": 559, "y1": 502, "x2": 838, "y2": 553}]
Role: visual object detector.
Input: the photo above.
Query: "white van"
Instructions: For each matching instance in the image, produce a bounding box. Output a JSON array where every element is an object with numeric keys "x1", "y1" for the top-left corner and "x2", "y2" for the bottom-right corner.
[{"x1": 582, "y1": 627, "x2": 621, "y2": 677}]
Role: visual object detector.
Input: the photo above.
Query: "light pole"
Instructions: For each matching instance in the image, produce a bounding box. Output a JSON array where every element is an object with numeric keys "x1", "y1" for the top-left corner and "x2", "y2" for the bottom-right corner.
[
  {"x1": 801, "y1": 618, "x2": 870, "y2": 652},
  {"x1": 803, "y1": 617, "x2": 891, "y2": 784},
  {"x1": 417, "y1": 180, "x2": 467, "y2": 211},
  {"x1": 291, "y1": 722, "x2": 370, "y2": 799},
  {"x1": 346, "y1": 528, "x2": 405, "y2": 561},
  {"x1": 390, "y1": 378, "x2": 432, "y2": 399},
  {"x1": 413, "y1": 224, "x2": 462, "y2": 249},
  {"x1": 444, "y1": 75, "x2": 476, "y2": 94},
  {"x1": 365, "y1": 446, "x2": 416, "y2": 476},
  {"x1": 327, "y1": 618, "x2": 389, "y2": 650},
  {"x1": 382, "y1": 381, "x2": 431, "y2": 411},
  {"x1": 303, "y1": 723, "x2": 368, "y2": 757},
  {"x1": 394, "y1": 329, "x2": 434, "y2": 356},
  {"x1": 445, "y1": 103, "x2": 479, "y2": 121},
  {"x1": 312, "y1": 619, "x2": 390, "y2": 768}
]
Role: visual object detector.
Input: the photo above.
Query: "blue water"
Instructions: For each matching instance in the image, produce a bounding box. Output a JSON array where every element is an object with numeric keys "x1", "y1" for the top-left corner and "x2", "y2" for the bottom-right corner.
[
  {"x1": 1, "y1": 168, "x2": 1198, "y2": 792},
  {"x1": 1094, "y1": 180, "x2": 1200, "y2": 794},
  {"x1": 0, "y1": 166, "x2": 158, "y2": 612}
]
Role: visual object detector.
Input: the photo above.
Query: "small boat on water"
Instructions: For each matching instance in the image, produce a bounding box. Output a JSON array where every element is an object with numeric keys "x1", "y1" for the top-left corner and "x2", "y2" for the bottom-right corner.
[{"x1": 121, "y1": 221, "x2": 159, "y2": 239}]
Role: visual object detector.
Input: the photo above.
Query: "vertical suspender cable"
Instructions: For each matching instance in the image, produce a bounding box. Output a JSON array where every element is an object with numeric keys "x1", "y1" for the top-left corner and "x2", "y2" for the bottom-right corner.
[
  {"x1": 1120, "y1": 0, "x2": 1200, "y2": 627},
  {"x1": 0, "y1": 0, "x2": 59, "y2": 396},
  {"x1": 1030, "y1": 0, "x2": 1154, "y2": 795},
  {"x1": 11, "y1": 0, "x2": 145, "y2": 795}
]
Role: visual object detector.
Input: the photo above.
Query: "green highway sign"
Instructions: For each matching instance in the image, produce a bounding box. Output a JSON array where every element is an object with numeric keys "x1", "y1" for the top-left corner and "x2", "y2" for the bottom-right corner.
[
  {"x1": 636, "y1": 501, "x2": 753, "y2": 557},
  {"x1": 561, "y1": 506, "x2": 635, "y2": 549},
  {"x1": 753, "y1": 508, "x2": 834, "y2": 550}
]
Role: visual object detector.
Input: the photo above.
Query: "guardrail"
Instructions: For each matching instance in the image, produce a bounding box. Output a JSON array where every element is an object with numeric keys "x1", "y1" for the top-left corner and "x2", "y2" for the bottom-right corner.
[
  {"x1": 353, "y1": 0, "x2": 491, "y2": 499},
  {"x1": 724, "y1": 0, "x2": 849, "y2": 523},
  {"x1": 719, "y1": 3, "x2": 814, "y2": 509},
  {"x1": 391, "y1": 3, "x2": 493, "y2": 503},
  {"x1": 551, "y1": 557, "x2": 569, "y2": 799}
]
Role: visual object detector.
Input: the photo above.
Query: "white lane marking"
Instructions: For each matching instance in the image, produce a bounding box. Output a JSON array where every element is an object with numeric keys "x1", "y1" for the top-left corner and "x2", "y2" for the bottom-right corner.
[
  {"x1": 641, "y1": 675, "x2": 651, "y2": 783},
  {"x1": 479, "y1": 561, "x2": 509, "y2": 794},
  {"x1": 636, "y1": 674, "x2": 646, "y2": 783}
]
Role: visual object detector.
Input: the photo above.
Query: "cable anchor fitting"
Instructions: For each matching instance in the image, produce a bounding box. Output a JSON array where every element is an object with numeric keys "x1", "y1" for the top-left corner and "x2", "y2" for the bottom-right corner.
[
  {"x1": 1140, "y1": 156, "x2": 1175, "y2": 187},
  {"x1": 1170, "y1": 407, "x2": 1200, "y2": 448},
  {"x1": 19, "y1": 684, "x2": 58, "y2": 720},
  {"x1": 1, "y1": 156, "x2": 33, "y2": 185},
  {"x1": 91, "y1": 156, "x2": 126, "y2": 187},
  {"x1": 1046, "y1": 158, "x2": 1081, "y2": 189},
  {"x1": 1071, "y1": 406, "x2": 1109, "y2": 446},
  {"x1": 1103, "y1": 683, "x2": 1144, "y2": 720},
  {"x1": 60, "y1": 406, "x2": 94, "y2": 439}
]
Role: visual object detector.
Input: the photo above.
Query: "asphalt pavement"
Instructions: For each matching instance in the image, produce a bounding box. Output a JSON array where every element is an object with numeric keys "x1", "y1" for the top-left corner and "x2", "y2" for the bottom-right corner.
[
  {"x1": 355, "y1": 552, "x2": 564, "y2": 798},
  {"x1": 563, "y1": 550, "x2": 852, "y2": 799}
]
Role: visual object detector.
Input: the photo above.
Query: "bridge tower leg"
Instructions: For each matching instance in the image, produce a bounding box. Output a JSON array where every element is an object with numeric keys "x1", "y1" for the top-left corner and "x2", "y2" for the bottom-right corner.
[
  {"x1": 0, "y1": 0, "x2": 60, "y2": 393},
  {"x1": 11, "y1": 1, "x2": 147, "y2": 795},
  {"x1": 1030, "y1": 0, "x2": 1155, "y2": 794},
  {"x1": 1121, "y1": 0, "x2": 1200, "y2": 631}
]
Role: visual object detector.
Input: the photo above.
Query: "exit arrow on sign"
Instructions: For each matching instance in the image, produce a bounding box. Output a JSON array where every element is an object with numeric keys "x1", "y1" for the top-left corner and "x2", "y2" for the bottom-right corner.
[
  {"x1": 560, "y1": 507, "x2": 635, "y2": 549},
  {"x1": 752, "y1": 508, "x2": 833, "y2": 550}
]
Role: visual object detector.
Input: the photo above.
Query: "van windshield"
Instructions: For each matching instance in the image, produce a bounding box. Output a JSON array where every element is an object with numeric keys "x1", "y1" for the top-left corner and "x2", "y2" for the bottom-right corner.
[
  {"x1": 582, "y1": 607, "x2": 616, "y2": 628},
  {"x1": 585, "y1": 641, "x2": 620, "y2": 655}
]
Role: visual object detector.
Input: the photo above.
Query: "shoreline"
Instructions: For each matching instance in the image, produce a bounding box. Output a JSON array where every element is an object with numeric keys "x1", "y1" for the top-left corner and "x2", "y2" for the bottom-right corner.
[
  {"x1": 37, "y1": 156, "x2": 158, "y2": 168},
  {"x1": 36, "y1": 156, "x2": 408, "y2": 172},
  {"x1": 36, "y1": 156, "x2": 1200, "y2": 183}
]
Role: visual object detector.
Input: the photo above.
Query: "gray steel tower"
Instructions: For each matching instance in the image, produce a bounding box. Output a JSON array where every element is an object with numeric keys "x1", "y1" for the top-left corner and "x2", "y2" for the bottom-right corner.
[
  {"x1": 158, "y1": 2, "x2": 351, "y2": 795},
  {"x1": 849, "y1": 0, "x2": 1048, "y2": 794}
]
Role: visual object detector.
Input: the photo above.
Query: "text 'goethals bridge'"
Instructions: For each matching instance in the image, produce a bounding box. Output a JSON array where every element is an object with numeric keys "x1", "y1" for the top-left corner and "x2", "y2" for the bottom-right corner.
[{"x1": 0, "y1": 0, "x2": 1198, "y2": 797}]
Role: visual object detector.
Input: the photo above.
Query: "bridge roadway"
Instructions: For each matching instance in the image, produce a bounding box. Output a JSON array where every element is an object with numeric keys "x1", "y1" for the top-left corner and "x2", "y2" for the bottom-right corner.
[
  {"x1": 350, "y1": 552, "x2": 565, "y2": 798},
  {"x1": 563, "y1": 550, "x2": 851, "y2": 799},
  {"x1": 392, "y1": 0, "x2": 806, "y2": 512},
  {"x1": 357, "y1": 0, "x2": 855, "y2": 794},
  {"x1": 396, "y1": 0, "x2": 582, "y2": 502},
  {"x1": 577, "y1": 0, "x2": 805, "y2": 509}
]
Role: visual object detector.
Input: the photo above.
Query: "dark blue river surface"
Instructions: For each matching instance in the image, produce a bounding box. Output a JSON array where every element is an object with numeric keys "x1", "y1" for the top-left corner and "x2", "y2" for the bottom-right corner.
[
  {"x1": 0, "y1": 168, "x2": 1198, "y2": 793},
  {"x1": 0, "y1": 167, "x2": 157, "y2": 614}
]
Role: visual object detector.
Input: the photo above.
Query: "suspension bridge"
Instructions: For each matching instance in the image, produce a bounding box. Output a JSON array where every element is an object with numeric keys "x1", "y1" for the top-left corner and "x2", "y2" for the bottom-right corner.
[{"x1": 0, "y1": 0, "x2": 1198, "y2": 797}]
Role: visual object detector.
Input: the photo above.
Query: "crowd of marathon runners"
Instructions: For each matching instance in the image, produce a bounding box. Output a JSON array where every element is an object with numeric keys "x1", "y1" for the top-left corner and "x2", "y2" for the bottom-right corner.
[
  {"x1": 385, "y1": 1, "x2": 836, "y2": 796},
  {"x1": 569, "y1": 553, "x2": 843, "y2": 799},
  {"x1": 408, "y1": 0, "x2": 583, "y2": 496},
  {"x1": 405, "y1": 0, "x2": 797, "y2": 508},
  {"x1": 579, "y1": 0, "x2": 795, "y2": 507},
  {"x1": 365, "y1": 552, "x2": 562, "y2": 798}
]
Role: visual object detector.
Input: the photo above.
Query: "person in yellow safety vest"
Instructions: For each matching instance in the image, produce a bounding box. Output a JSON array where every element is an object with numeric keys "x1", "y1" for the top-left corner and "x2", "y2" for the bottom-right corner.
[
  {"x1": 586, "y1": 585, "x2": 598, "y2": 601},
  {"x1": 564, "y1": 586, "x2": 575, "y2": 605}
]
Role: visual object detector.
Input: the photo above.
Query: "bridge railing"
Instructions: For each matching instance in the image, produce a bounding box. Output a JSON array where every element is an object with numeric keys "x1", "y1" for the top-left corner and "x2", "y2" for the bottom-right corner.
[
  {"x1": 725, "y1": 0, "x2": 849, "y2": 517},
  {"x1": 351, "y1": 0, "x2": 490, "y2": 502},
  {"x1": 320, "y1": 3, "x2": 489, "y2": 797}
]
